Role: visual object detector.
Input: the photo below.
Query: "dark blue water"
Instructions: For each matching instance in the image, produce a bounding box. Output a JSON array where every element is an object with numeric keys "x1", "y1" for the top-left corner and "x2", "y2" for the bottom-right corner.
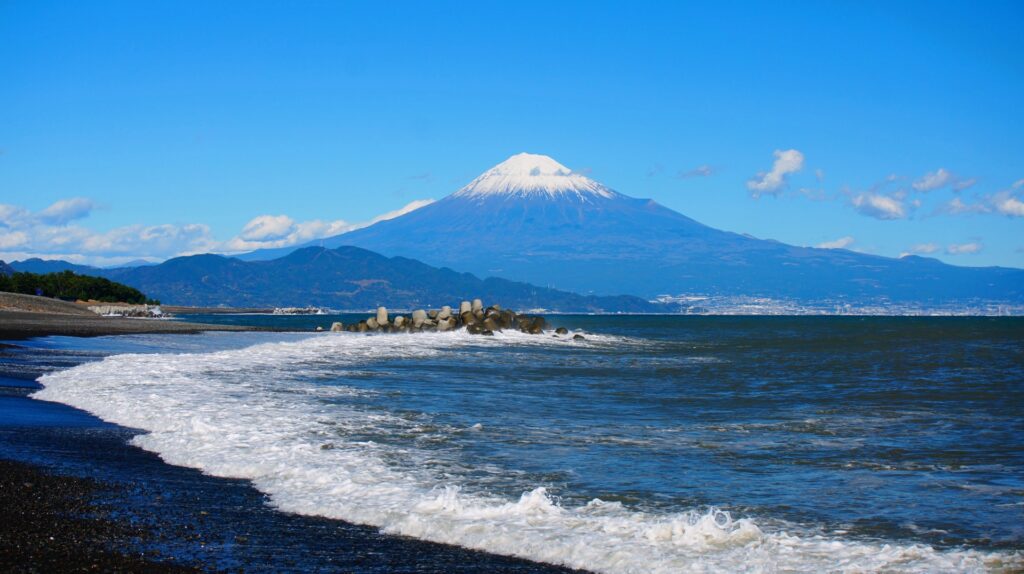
[
  {"x1": 183, "y1": 315, "x2": 1024, "y2": 548},
  {"x1": 27, "y1": 316, "x2": 1024, "y2": 571}
]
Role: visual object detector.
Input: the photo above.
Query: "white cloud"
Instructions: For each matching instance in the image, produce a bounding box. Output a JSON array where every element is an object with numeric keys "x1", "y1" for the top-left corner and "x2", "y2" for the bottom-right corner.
[
  {"x1": 851, "y1": 192, "x2": 906, "y2": 219},
  {"x1": 0, "y1": 196, "x2": 437, "y2": 266},
  {"x1": 816, "y1": 236, "x2": 854, "y2": 249},
  {"x1": 0, "y1": 230, "x2": 29, "y2": 249},
  {"x1": 0, "y1": 204, "x2": 31, "y2": 228},
  {"x1": 912, "y1": 168, "x2": 953, "y2": 192},
  {"x1": 81, "y1": 223, "x2": 216, "y2": 255},
  {"x1": 943, "y1": 196, "x2": 991, "y2": 215},
  {"x1": 220, "y1": 199, "x2": 436, "y2": 252},
  {"x1": 0, "y1": 221, "x2": 217, "y2": 263},
  {"x1": 223, "y1": 218, "x2": 350, "y2": 251},
  {"x1": 239, "y1": 215, "x2": 297, "y2": 241},
  {"x1": 946, "y1": 242, "x2": 983, "y2": 255},
  {"x1": 747, "y1": 149, "x2": 804, "y2": 197},
  {"x1": 992, "y1": 191, "x2": 1024, "y2": 217},
  {"x1": 37, "y1": 197, "x2": 96, "y2": 225}
]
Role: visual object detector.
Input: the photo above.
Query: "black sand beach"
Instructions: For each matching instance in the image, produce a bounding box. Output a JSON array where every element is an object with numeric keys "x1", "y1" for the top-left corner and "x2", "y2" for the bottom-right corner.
[
  {"x1": 0, "y1": 293, "x2": 258, "y2": 340},
  {"x1": 0, "y1": 310, "x2": 257, "y2": 340},
  {"x1": 0, "y1": 337, "x2": 582, "y2": 573}
]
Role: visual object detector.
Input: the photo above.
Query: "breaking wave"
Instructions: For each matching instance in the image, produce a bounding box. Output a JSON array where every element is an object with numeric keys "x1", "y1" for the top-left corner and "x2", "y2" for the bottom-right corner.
[{"x1": 34, "y1": 331, "x2": 1020, "y2": 573}]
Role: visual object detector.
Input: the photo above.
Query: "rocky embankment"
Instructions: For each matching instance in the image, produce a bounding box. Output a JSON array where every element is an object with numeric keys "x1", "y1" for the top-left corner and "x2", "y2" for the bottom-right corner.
[
  {"x1": 87, "y1": 304, "x2": 166, "y2": 318},
  {"x1": 325, "y1": 299, "x2": 579, "y2": 338}
]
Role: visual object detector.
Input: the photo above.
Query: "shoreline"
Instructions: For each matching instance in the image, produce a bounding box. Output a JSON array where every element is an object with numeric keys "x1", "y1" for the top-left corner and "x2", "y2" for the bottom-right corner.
[
  {"x1": 0, "y1": 292, "x2": 282, "y2": 341},
  {"x1": 0, "y1": 309, "x2": 269, "y2": 341},
  {"x1": 0, "y1": 336, "x2": 584, "y2": 573}
]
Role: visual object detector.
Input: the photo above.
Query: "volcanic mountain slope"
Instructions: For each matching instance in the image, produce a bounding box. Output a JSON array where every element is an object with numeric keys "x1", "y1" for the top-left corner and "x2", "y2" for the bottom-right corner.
[{"x1": 248, "y1": 153, "x2": 1023, "y2": 303}]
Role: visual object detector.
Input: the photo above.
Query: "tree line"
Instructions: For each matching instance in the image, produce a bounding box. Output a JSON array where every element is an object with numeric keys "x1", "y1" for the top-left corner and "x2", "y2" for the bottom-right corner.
[{"x1": 0, "y1": 270, "x2": 159, "y2": 305}]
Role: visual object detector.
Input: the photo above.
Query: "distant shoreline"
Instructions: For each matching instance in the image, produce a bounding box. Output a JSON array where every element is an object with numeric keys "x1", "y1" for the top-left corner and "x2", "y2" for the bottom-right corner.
[
  {"x1": 0, "y1": 291, "x2": 279, "y2": 340},
  {"x1": 0, "y1": 310, "x2": 263, "y2": 340},
  {"x1": 4, "y1": 290, "x2": 1020, "y2": 344}
]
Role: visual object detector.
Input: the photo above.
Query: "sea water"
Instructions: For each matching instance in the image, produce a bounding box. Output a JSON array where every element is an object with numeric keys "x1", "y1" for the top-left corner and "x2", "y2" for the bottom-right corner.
[{"x1": 33, "y1": 316, "x2": 1024, "y2": 573}]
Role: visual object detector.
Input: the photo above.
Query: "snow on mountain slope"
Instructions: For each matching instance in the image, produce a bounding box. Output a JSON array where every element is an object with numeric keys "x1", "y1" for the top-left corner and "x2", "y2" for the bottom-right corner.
[{"x1": 451, "y1": 153, "x2": 618, "y2": 200}]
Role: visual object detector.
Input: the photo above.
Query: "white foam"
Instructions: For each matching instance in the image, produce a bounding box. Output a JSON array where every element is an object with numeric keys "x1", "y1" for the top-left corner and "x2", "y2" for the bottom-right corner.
[{"x1": 34, "y1": 332, "x2": 1020, "y2": 573}]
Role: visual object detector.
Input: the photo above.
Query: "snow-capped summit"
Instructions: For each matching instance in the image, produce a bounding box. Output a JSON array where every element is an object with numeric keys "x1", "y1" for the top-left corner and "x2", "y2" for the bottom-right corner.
[{"x1": 452, "y1": 153, "x2": 618, "y2": 200}]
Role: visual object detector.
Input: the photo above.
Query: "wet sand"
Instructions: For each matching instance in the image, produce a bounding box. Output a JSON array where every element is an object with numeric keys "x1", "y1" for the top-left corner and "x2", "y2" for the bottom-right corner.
[{"x1": 0, "y1": 459, "x2": 201, "y2": 573}]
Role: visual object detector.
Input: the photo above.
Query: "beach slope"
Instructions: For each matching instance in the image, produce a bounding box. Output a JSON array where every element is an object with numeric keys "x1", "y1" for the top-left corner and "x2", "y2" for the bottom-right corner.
[{"x1": 0, "y1": 292, "x2": 253, "y2": 340}]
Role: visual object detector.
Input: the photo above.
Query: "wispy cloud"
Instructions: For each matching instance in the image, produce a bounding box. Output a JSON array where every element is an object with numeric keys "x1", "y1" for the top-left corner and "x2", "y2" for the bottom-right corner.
[
  {"x1": 911, "y1": 168, "x2": 980, "y2": 194},
  {"x1": 912, "y1": 168, "x2": 953, "y2": 192},
  {"x1": 36, "y1": 197, "x2": 96, "y2": 225},
  {"x1": 678, "y1": 164, "x2": 715, "y2": 179},
  {"x1": 946, "y1": 242, "x2": 983, "y2": 255},
  {"x1": 992, "y1": 190, "x2": 1024, "y2": 217},
  {"x1": 952, "y1": 177, "x2": 977, "y2": 192},
  {"x1": 0, "y1": 204, "x2": 30, "y2": 228},
  {"x1": 940, "y1": 196, "x2": 991, "y2": 215},
  {"x1": 799, "y1": 187, "x2": 827, "y2": 200},
  {"x1": 816, "y1": 236, "x2": 855, "y2": 249},
  {"x1": 911, "y1": 243, "x2": 940, "y2": 254},
  {"x1": 747, "y1": 149, "x2": 804, "y2": 197},
  {"x1": 2, "y1": 198, "x2": 98, "y2": 228},
  {"x1": 899, "y1": 243, "x2": 940, "y2": 258},
  {"x1": 367, "y1": 199, "x2": 434, "y2": 224},
  {"x1": 850, "y1": 191, "x2": 906, "y2": 220}
]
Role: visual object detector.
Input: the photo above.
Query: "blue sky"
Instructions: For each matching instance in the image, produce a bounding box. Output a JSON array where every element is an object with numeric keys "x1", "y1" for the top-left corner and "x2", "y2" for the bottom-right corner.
[{"x1": 1, "y1": 1, "x2": 1022, "y2": 267}]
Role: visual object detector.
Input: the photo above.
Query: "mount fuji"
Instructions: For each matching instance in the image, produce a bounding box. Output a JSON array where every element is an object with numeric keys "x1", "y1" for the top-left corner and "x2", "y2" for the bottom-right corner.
[{"x1": 245, "y1": 153, "x2": 1023, "y2": 304}]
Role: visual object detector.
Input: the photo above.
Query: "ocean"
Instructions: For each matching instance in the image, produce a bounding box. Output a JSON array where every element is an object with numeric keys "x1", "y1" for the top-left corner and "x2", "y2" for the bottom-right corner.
[{"x1": 25, "y1": 315, "x2": 1024, "y2": 572}]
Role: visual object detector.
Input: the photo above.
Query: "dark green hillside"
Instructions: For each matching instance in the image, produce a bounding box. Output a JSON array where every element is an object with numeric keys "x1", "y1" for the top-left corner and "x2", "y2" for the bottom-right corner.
[
  {"x1": 0, "y1": 270, "x2": 158, "y2": 305},
  {"x1": 103, "y1": 246, "x2": 660, "y2": 312}
]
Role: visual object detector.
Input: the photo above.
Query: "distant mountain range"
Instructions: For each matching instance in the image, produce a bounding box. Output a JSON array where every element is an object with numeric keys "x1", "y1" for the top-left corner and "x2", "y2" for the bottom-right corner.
[
  {"x1": 9, "y1": 247, "x2": 659, "y2": 312},
  {"x1": 10, "y1": 154, "x2": 1023, "y2": 310},
  {"x1": 243, "y1": 153, "x2": 1024, "y2": 304},
  {"x1": 8, "y1": 258, "x2": 98, "y2": 276}
]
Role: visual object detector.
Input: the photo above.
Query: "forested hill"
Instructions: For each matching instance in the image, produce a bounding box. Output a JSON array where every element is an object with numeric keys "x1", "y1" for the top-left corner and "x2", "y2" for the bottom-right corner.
[{"x1": 0, "y1": 270, "x2": 158, "y2": 305}]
